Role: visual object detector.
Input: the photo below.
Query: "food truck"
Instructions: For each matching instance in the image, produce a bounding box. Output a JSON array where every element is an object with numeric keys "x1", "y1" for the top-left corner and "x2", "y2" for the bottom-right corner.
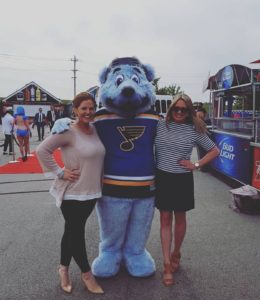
[{"x1": 205, "y1": 63, "x2": 260, "y2": 189}]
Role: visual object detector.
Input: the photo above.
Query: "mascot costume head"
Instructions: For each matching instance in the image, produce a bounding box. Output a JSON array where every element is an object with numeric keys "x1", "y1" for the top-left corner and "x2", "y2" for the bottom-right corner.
[
  {"x1": 98, "y1": 57, "x2": 156, "y2": 117},
  {"x1": 92, "y1": 57, "x2": 160, "y2": 278}
]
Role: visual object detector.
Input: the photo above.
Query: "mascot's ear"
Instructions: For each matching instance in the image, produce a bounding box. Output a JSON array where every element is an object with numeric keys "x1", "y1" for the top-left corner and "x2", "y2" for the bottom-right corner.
[
  {"x1": 99, "y1": 67, "x2": 110, "y2": 84},
  {"x1": 142, "y1": 64, "x2": 155, "y2": 82}
]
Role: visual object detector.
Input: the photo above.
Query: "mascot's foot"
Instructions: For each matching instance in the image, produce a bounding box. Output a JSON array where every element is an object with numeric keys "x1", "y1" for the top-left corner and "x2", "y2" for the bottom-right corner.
[
  {"x1": 123, "y1": 249, "x2": 156, "y2": 277},
  {"x1": 92, "y1": 251, "x2": 122, "y2": 278}
]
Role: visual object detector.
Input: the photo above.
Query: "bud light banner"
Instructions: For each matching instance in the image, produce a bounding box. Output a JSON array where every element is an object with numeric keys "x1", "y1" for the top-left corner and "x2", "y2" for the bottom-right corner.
[{"x1": 211, "y1": 132, "x2": 251, "y2": 184}]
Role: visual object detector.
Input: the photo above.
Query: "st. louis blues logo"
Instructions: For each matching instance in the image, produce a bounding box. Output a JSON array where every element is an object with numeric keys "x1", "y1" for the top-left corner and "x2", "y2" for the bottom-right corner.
[{"x1": 117, "y1": 126, "x2": 145, "y2": 151}]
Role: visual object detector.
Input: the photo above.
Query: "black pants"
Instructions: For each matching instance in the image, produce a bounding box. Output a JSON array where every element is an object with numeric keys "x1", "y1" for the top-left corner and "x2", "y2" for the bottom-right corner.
[
  {"x1": 36, "y1": 123, "x2": 45, "y2": 140},
  {"x1": 49, "y1": 121, "x2": 55, "y2": 130},
  {"x1": 3, "y1": 134, "x2": 12, "y2": 153},
  {"x1": 60, "y1": 199, "x2": 97, "y2": 273}
]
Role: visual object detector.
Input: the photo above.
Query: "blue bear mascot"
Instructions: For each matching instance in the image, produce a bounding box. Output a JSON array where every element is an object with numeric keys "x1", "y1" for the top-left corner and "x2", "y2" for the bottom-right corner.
[
  {"x1": 92, "y1": 57, "x2": 160, "y2": 278},
  {"x1": 52, "y1": 57, "x2": 160, "y2": 277}
]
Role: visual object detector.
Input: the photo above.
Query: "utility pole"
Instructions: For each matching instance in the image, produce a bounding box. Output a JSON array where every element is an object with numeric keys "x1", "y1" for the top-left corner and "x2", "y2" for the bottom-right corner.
[{"x1": 71, "y1": 55, "x2": 78, "y2": 97}]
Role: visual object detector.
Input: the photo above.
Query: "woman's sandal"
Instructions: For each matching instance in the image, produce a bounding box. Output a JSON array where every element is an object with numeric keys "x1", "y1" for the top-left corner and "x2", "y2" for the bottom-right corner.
[
  {"x1": 170, "y1": 252, "x2": 181, "y2": 273},
  {"x1": 162, "y1": 263, "x2": 174, "y2": 287}
]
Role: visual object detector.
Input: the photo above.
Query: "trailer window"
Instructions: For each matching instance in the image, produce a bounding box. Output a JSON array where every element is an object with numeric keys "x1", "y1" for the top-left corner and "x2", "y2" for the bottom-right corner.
[
  {"x1": 155, "y1": 100, "x2": 161, "y2": 113},
  {"x1": 161, "y1": 100, "x2": 167, "y2": 113}
]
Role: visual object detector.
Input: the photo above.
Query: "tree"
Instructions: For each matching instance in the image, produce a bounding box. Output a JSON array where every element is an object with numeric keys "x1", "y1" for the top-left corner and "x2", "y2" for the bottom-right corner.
[
  {"x1": 153, "y1": 78, "x2": 182, "y2": 96},
  {"x1": 153, "y1": 78, "x2": 160, "y2": 93}
]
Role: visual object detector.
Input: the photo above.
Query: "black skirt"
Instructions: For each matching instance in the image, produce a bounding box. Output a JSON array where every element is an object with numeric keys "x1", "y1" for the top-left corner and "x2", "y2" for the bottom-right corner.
[{"x1": 155, "y1": 169, "x2": 194, "y2": 212}]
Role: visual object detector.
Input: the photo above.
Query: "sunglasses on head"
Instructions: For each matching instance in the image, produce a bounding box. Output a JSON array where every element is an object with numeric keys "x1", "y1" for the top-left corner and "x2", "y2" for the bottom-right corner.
[{"x1": 172, "y1": 106, "x2": 189, "y2": 114}]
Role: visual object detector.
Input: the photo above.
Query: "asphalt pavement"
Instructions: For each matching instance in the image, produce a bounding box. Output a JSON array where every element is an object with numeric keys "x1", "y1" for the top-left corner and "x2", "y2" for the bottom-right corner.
[{"x1": 0, "y1": 126, "x2": 260, "y2": 300}]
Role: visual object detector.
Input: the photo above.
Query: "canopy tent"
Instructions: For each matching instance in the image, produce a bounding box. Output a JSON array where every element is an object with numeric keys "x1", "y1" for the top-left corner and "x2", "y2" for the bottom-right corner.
[
  {"x1": 250, "y1": 59, "x2": 260, "y2": 64},
  {"x1": 205, "y1": 64, "x2": 260, "y2": 106}
]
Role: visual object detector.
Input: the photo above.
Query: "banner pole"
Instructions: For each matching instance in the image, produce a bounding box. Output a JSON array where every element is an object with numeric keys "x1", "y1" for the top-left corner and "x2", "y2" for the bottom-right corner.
[{"x1": 9, "y1": 132, "x2": 19, "y2": 164}]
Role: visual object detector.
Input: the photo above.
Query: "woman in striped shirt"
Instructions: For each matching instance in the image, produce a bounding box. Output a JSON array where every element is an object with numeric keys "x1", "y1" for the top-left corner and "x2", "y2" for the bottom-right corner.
[{"x1": 154, "y1": 93, "x2": 219, "y2": 286}]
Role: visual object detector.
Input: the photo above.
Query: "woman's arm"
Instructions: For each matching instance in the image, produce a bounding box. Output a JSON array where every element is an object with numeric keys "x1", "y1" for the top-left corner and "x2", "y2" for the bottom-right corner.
[
  {"x1": 36, "y1": 131, "x2": 80, "y2": 181},
  {"x1": 194, "y1": 146, "x2": 219, "y2": 168},
  {"x1": 36, "y1": 132, "x2": 70, "y2": 176},
  {"x1": 179, "y1": 146, "x2": 220, "y2": 171}
]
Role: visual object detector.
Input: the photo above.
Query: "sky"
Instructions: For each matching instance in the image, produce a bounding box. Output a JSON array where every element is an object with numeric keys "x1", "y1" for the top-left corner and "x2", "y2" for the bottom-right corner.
[{"x1": 0, "y1": 0, "x2": 260, "y2": 102}]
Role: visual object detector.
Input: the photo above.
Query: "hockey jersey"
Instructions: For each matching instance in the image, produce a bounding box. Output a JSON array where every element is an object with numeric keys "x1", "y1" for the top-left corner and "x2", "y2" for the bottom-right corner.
[{"x1": 94, "y1": 109, "x2": 160, "y2": 198}]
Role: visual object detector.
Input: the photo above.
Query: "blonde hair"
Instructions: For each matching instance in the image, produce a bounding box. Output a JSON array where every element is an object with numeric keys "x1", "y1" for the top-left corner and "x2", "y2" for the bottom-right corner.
[{"x1": 166, "y1": 93, "x2": 207, "y2": 133}]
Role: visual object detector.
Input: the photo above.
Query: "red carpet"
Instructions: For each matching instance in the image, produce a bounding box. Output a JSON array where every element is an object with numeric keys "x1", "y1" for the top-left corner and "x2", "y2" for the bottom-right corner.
[{"x1": 0, "y1": 150, "x2": 64, "y2": 174}]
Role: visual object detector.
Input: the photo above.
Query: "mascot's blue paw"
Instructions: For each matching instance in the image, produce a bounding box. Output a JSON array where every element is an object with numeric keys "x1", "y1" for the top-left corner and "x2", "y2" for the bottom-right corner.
[
  {"x1": 92, "y1": 251, "x2": 122, "y2": 278},
  {"x1": 51, "y1": 118, "x2": 72, "y2": 134},
  {"x1": 123, "y1": 249, "x2": 156, "y2": 277}
]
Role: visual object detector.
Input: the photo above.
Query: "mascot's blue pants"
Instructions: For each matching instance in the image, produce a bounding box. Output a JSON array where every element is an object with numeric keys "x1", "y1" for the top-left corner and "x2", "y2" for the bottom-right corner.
[{"x1": 92, "y1": 196, "x2": 156, "y2": 277}]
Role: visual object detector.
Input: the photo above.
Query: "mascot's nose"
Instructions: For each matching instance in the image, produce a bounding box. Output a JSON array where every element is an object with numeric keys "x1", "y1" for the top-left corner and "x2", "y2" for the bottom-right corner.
[{"x1": 122, "y1": 87, "x2": 134, "y2": 97}]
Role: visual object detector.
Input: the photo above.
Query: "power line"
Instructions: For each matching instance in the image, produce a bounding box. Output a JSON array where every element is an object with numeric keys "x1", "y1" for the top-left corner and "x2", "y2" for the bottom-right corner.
[
  {"x1": 0, "y1": 66, "x2": 70, "y2": 72},
  {"x1": 0, "y1": 53, "x2": 69, "y2": 62}
]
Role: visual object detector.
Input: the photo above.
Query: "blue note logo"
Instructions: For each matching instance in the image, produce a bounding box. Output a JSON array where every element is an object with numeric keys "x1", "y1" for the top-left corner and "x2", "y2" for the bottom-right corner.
[{"x1": 117, "y1": 126, "x2": 145, "y2": 151}]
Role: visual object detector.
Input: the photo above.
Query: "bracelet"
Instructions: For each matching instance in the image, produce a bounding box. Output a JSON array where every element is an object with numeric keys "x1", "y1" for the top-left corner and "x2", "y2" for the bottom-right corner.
[{"x1": 57, "y1": 170, "x2": 64, "y2": 179}]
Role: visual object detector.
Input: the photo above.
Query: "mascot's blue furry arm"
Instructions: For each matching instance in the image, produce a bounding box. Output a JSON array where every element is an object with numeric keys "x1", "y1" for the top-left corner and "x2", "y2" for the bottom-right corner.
[
  {"x1": 92, "y1": 57, "x2": 160, "y2": 278},
  {"x1": 52, "y1": 57, "x2": 160, "y2": 278}
]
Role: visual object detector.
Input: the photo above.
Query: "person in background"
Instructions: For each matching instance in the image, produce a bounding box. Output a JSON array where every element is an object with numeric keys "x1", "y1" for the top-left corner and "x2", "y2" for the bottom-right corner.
[
  {"x1": 154, "y1": 93, "x2": 219, "y2": 286},
  {"x1": 196, "y1": 107, "x2": 212, "y2": 171},
  {"x1": 2, "y1": 107, "x2": 14, "y2": 155},
  {"x1": 56, "y1": 106, "x2": 66, "y2": 120},
  {"x1": 13, "y1": 106, "x2": 30, "y2": 161},
  {"x1": 47, "y1": 105, "x2": 56, "y2": 130},
  {"x1": 33, "y1": 108, "x2": 46, "y2": 141},
  {"x1": 36, "y1": 92, "x2": 105, "y2": 295},
  {"x1": 196, "y1": 107, "x2": 211, "y2": 126}
]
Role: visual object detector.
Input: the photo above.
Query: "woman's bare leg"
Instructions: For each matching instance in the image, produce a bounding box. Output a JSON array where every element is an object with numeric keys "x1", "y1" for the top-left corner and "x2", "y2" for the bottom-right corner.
[
  {"x1": 160, "y1": 211, "x2": 173, "y2": 264},
  {"x1": 172, "y1": 211, "x2": 186, "y2": 255},
  {"x1": 17, "y1": 136, "x2": 24, "y2": 157},
  {"x1": 24, "y1": 135, "x2": 29, "y2": 156},
  {"x1": 160, "y1": 210, "x2": 175, "y2": 286}
]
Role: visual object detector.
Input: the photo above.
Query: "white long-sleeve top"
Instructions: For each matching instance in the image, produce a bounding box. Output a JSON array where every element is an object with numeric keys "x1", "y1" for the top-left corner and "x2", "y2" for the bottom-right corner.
[
  {"x1": 36, "y1": 125, "x2": 105, "y2": 207},
  {"x1": 2, "y1": 113, "x2": 14, "y2": 134}
]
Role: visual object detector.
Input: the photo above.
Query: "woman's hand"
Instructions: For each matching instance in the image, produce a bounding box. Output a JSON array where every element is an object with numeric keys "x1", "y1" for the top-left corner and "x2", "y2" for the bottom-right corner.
[
  {"x1": 63, "y1": 168, "x2": 80, "y2": 181},
  {"x1": 179, "y1": 160, "x2": 196, "y2": 171}
]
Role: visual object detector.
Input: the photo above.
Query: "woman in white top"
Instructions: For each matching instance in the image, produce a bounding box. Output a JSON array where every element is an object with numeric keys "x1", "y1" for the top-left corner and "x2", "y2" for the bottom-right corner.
[
  {"x1": 2, "y1": 108, "x2": 14, "y2": 154},
  {"x1": 36, "y1": 92, "x2": 105, "y2": 294},
  {"x1": 154, "y1": 93, "x2": 219, "y2": 286}
]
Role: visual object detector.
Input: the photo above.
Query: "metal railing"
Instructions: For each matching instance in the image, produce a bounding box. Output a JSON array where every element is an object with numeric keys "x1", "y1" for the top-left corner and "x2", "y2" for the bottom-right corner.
[{"x1": 212, "y1": 117, "x2": 254, "y2": 136}]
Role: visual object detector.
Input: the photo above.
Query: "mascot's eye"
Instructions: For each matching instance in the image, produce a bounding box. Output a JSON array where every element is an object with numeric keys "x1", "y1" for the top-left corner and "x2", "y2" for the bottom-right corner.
[
  {"x1": 116, "y1": 74, "x2": 124, "y2": 86},
  {"x1": 131, "y1": 74, "x2": 140, "y2": 84}
]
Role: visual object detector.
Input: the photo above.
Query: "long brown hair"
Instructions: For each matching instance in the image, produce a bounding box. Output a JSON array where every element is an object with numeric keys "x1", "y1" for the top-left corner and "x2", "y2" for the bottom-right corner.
[{"x1": 166, "y1": 93, "x2": 207, "y2": 133}]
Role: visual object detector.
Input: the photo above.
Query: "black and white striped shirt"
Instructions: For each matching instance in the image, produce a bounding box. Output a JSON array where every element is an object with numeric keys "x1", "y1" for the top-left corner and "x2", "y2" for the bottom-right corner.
[{"x1": 155, "y1": 120, "x2": 215, "y2": 173}]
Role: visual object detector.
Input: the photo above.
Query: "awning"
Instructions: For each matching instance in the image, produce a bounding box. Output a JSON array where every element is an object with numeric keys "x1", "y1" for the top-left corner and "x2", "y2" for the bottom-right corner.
[{"x1": 250, "y1": 59, "x2": 260, "y2": 64}]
